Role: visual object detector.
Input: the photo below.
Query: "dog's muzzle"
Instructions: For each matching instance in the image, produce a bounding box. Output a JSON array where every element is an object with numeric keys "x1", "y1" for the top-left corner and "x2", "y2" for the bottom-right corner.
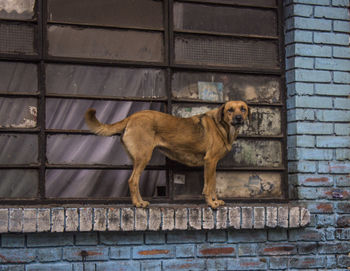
[{"x1": 232, "y1": 115, "x2": 244, "y2": 126}]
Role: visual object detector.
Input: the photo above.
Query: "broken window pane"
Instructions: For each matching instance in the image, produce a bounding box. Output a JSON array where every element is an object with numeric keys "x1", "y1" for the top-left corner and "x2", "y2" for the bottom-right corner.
[
  {"x1": 0, "y1": 62, "x2": 38, "y2": 93},
  {"x1": 48, "y1": 25, "x2": 164, "y2": 62},
  {"x1": 219, "y1": 139, "x2": 283, "y2": 168},
  {"x1": 0, "y1": 0, "x2": 36, "y2": 20},
  {"x1": 48, "y1": 0, "x2": 163, "y2": 29},
  {"x1": 175, "y1": 34, "x2": 279, "y2": 68},
  {"x1": 172, "y1": 72, "x2": 280, "y2": 103},
  {"x1": 172, "y1": 104, "x2": 281, "y2": 136},
  {"x1": 0, "y1": 134, "x2": 38, "y2": 164},
  {"x1": 174, "y1": 2, "x2": 277, "y2": 36},
  {"x1": 46, "y1": 169, "x2": 166, "y2": 198},
  {"x1": 46, "y1": 64, "x2": 166, "y2": 98},
  {"x1": 173, "y1": 171, "x2": 282, "y2": 199},
  {"x1": 0, "y1": 98, "x2": 37, "y2": 128},
  {"x1": 0, "y1": 170, "x2": 38, "y2": 198},
  {"x1": 47, "y1": 135, "x2": 165, "y2": 166},
  {"x1": 46, "y1": 99, "x2": 165, "y2": 130},
  {"x1": 0, "y1": 23, "x2": 36, "y2": 55}
]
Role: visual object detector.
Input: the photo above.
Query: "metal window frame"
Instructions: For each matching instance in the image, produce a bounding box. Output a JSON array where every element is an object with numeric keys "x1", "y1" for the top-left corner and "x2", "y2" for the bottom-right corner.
[{"x1": 0, "y1": 0, "x2": 288, "y2": 205}]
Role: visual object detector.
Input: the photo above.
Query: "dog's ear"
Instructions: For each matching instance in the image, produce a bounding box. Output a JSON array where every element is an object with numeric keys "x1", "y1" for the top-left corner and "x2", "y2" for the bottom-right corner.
[{"x1": 215, "y1": 104, "x2": 225, "y2": 123}]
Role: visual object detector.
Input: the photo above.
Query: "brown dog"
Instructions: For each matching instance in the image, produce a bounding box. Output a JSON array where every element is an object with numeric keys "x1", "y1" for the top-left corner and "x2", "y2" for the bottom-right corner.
[{"x1": 85, "y1": 101, "x2": 250, "y2": 208}]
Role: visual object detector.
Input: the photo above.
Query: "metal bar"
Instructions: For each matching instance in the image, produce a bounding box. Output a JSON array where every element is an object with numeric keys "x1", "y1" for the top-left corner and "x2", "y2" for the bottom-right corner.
[
  {"x1": 45, "y1": 164, "x2": 166, "y2": 170},
  {"x1": 172, "y1": 98, "x2": 284, "y2": 107},
  {"x1": 45, "y1": 93, "x2": 168, "y2": 102},
  {"x1": 0, "y1": 55, "x2": 40, "y2": 62},
  {"x1": 174, "y1": 29, "x2": 279, "y2": 41},
  {"x1": 176, "y1": 0, "x2": 277, "y2": 9},
  {"x1": 0, "y1": 92, "x2": 39, "y2": 98},
  {"x1": 0, "y1": 165, "x2": 39, "y2": 169},
  {"x1": 0, "y1": 128, "x2": 40, "y2": 134}
]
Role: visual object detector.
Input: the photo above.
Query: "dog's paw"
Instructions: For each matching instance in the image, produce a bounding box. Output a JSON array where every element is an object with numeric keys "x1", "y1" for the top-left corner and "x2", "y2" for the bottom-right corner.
[
  {"x1": 134, "y1": 200, "x2": 150, "y2": 208},
  {"x1": 217, "y1": 199, "x2": 225, "y2": 206}
]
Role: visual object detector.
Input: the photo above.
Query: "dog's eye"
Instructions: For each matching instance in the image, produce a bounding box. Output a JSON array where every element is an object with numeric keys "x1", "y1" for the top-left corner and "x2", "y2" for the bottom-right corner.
[
  {"x1": 228, "y1": 108, "x2": 234, "y2": 113},
  {"x1": 240, "y1": 106, "x2": 246, "y2": 112}
]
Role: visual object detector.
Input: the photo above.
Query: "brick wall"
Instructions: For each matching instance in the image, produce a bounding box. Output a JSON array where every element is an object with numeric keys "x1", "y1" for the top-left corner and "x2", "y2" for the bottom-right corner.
[{"x1": 0, "y1": 1, "x2": 349, "y2": 270}]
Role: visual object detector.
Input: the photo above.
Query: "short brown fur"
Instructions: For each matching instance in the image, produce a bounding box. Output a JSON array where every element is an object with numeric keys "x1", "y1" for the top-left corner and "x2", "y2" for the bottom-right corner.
[{"x1": 85, "y1": 101, "x2": 250, "y2": 208}]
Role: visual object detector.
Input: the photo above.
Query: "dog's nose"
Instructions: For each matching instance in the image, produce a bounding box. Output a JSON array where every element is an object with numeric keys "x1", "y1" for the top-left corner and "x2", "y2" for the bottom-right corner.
[{"x1": 235, "y1": 115, "x2": 243, "y2": 122}]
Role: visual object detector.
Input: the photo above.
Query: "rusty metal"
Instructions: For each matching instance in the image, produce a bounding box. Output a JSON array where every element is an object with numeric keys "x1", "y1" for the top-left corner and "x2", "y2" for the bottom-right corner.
[{"x1": 0, "y1": 0, "x2": 287, "y2": 204}]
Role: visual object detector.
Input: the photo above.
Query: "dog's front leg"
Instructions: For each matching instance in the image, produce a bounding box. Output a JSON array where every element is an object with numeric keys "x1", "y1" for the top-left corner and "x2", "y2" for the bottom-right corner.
[{"x1": 203, "y1": 159, "x2": 225, "y2": 209}]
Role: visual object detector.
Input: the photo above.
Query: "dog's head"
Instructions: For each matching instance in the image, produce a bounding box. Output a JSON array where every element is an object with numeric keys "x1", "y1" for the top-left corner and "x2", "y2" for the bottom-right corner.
[{"x1": 216, "y1": 101, "x2": 251, "y2": 127}]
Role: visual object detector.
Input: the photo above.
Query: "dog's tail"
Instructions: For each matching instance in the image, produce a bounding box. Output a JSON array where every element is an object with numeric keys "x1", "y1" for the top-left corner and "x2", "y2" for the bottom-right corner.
[{"x1": 85, "y1": 108, "x2": 128, "y2": 136}]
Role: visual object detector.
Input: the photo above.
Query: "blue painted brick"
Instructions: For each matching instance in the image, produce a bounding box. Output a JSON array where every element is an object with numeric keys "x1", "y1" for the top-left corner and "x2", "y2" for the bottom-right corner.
[
  {"x1": 314, "y1": 32, "x2": 349, "y2": 46},
  {"x1": 335, "y1": 175, "x2": 350, "y2": 186},
  {"x1": 294, "y1": 96, "x2": 333, "y2": 108},
  {"x1": 145, "y1": 232, "x2": 165, "y2": 244},
  {"x1": 197, "y1": 243, "x2": 235, "y2": 257},
  {"x1": 315, "y1": 83, "x2": 350, "y2": 96},
  {"x1": 297, "y1": 242, "x2": 318, "y2": 254},
  {"x1": 75, "y1": 233, "x2": 98, "y2": 246},
  {"x1": 140, "y1": 261, "x2": 162, "y2": 271},
  {"x1": 319, "y1": 161, "x2": 350, "y2": 173},
  {"x1": 238, "y1": 243, "x2": 258, "y2": 256},
  {"x1": 332, "y1": 0, "x2": 349, "y2": 6},
  {"x1": 63, "y1": 247, "x2": 109, "y2": 261},
  {"x1": 175, "y1": 244, "x2": 195, "y2": 258},
  {"x1": 228, "y1": 230, "x2": 267, "y2": 243},
  {"x1": 315, "y1": 6, "x2": 349, "y2": 19},
  {"x1": 317, "y1": 214, "x2": 336, "y2": 227},
  {"x1": 285, "y1": 30, "x2": 313, "y2": 44},
  {"x1": 315, "y1": 58, "x2": 350, "y2": 71},
  {"x1": 290, "y1": 4, "x2": 314, "y2": 17},
  {"x1": 333, "y1": 46, "x2": 350, "y2": 58},
  {"x1": 133, "y1": 245, "x2": 175, "y2": 259},
  {"x1": 291, "y1": 122, "x2": 333, "y2": 135},
  {"x1": 257, "y1": 243, "x2": 297, "y2": 255},
  {"x1": 288, "y1": 161, "x2": 317, "y2": 173},
  {"x1": 334, "y1": 71, "x2": 350, "y2": 83},
  {"x1": 0, "y1": 249, "x2": 36, "y2": 263},
  {"x1": 336, "y1": 228, "x2": 350, "y2": 239},
  {"x1": 334, "y1": 97, "x2": 350, "y2": 109},
  {"x1": 289, "y1": 256, "x2": 327, "y2": 268},
  {"x1": 286, "y1": 57, "x2": 314, "y2": 70},
  {"x1": 319, "y1": 242, "x2": 350, "y2": 254},
  {"x1": 206, "y1": 258, "x2": 227, "y2": 271},
  {"x1": 26, "y1": 263, "x2": 72, "y2": 271},
  {"x1": 292, "y1": 148, "x2": 333, "y2": 160},
  {"x1": 287, "y1": 82, "x2": 314, "y2": 96},
  {"x1": 334, "y1": 20, "x2": 350, "y2": 33},
  {"x1": 286, "y1": 44, "x2": 332, "y2": 58},
  {"x1": 298, "y1": 187, "x2": 328, "y2": 199},
  {"x1": 72, "y1": 263, "x2": 96, "y2": 271},
  {"x1": 167, "y1": 231, "x2": 205, "y2": 244},
  {"x1": 335, "y1": 123, "x2": 350, "y2": 135},
  {"x1": 207, "y1": 230, "x2": 227, "y2": 242},
  {"x1": 336, "y1": 149, "x2": 350, "y2": 160},
  {"x1": 96, "y1": 261, "x2": 140, "y2": 271},
  {"x1": 325, "y1": 228, "x2": 336, "y2": 240},
  {"x1": 226, "y1": 258, "x2": 267, "y2": 270},
  {"x1": 338, "y1": 254, "x2": 350, "y2": 268},
  {"x1": 1, "y1": 234, "x2": 24, "y2": 248},
  {"x1": 317, "y1": 136, "x2": 350, "y2": 147},
  {"x1": 289, "y1": 70, "x2": 332, "y2": 83},
  {"x1": 289, "y1": 228, "x2": 325, "y2": 242},
  {"x1": 268, "y1": 229, "x2": 288, "y2": 241},
  {"x1": 100, "y1": 232, "x2": 143, "y2": 245},
  {"x1": 37, "y1": 248, "x2": 62, "y2": 262},
  {"x1": 0, "y1": 265, "x2": 24, "y2": 271},
  {"x1": 27, "y1": 233, "x2": 74, "y2": 247},
  {"x1": 109, "y1": 246, "x2": 130, "y2": 259},
  {"x1": 269, "y1": 256, "x2": 289, "y2": 270},
  {"x1": 298, "y1": 174, "x2": 334, "y2": 187},
  {"x1": 163, "y1": 259, "x2": 206, "y2": 271},
  {"x1": 287, "y1": 17, "x2": 332, "y2": 31},
  {"x1": 288, "y1": 135, "x2": 315, "y2": 148},
  {"x1": 292, "y1": 0, "x2": 330, "y2": 4}
]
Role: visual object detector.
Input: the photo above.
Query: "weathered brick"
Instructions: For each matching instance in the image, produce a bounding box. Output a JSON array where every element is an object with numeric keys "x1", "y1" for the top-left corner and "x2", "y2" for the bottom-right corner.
[
  {"x1": 51, "y1": 208, "x2": 64, "y2": 233},
  {"x1": 0, "y1": 249, "x2": 36, "y2": 263},
  {"x1": 337, "y1": 215, "x2": 350, "y2": 227},
  {"x1": 317, "y1": 136, "x2": 350, "y2": 148},
  {"x1": 216, "y1": 207, "x2": 227, "y2": 229},
  {"x1": 65, "y1": 208, "x2": 78, "y2": 232},
  {"x1": 266, "y1": 207, "x2": 277, "y2": 228},
  {"x1": 175, "y1": 244, "x2": 195, "y2": 258},
  {"x1": 100, "y1": 232, "x2": 143, "y2": 245},
  {"x1": 289, "y1": 207, "x2": 300, "y2": 228},
  {"x1": 27, "y1": 233, "x2": 74, "y2": 247},
  {"x1": 135, "y1": 208, "x2": 147, "y2": 231},
  {"x1": 93, "y1": 208, "x2": 107, "y2": 231},
  {"x1": 336, "y1": 228, "x2": 350, "y2": 240},
  {"x1": 228, "y1": 207, "x2": 240, "y2": 229},
  {"x1": 121, "y1": 208, "x2": 134, "y2": 231},
  {"x1": 145, "y1": 232, "x2": 165, "y2": 244},
  {"x1": 188, "y1": 208, "x2": 201, "y2": 230},
  {"x1": 206, "y1": 258, "x2": 227, "y2": 270},
  {"x1": 161, "y1": 208, "x2": 174, "y2": 231},
  {"x1": 23, "y1": 209, "x2": 36, "y2": 233},
  {"x1": 0, "y1": 209, "x2": 8, "y2": 233},
  {"x1": 107, "y1": 208, "x2": 120, "y2": 231},
  {"x1": 315, "y1": 83, "x2": 350, "y2": 96},
  {"x1": 298, "y1": 242, "x2": 318, "y2": 254},
  {"x1": 9, "y1": 209, "x2": 23, "y2": 233},
  {"x1": 269, "y1": 256, "x2": 289, "y2": 270},
  {"x1": 37, "y1": 248, "x2": 62, "y2": 262},
  {"x1": 79, "y1": 208, "x2": 92, "y2": 232},
  {"x1": 254, "y1": 207, "x2": 265, "y2": 229},
  {"x1": 148, "y1": 208, "x2": 161, "y2": 231},
  {"x1": 75, "y1": 233, "x2": 98, "y2": 246},
  {"x1": 228, "y1": 230, "x2": 267, "y2": 243},
  {"x1": 258, "y1": 243, "x2": 297, "y2": 255},
  {"x1": 298, "y1": 175, "x2": 333, "y2": 187},
  {"x1": 1, "y1": 234, "x2": 24, "y2": 248},
  {"x1": 174, "y1": 208, "x2": 187, "y2": 230},
  {"x1": 238, "y1": 243, "x2": 258, "y2": 256},
  {"x1": 133, "y1": 245, "x2": 175, "y2": 259},
  {"x1": 72, "y1": 263, "x2": 95, "y2": 271},
  {"x1": 207, "y1": 230, "x2": 227, "y2": 243},
  {"x1": 140, "y1": 261, "x2": 162, "y2": 271},
  {"x1": 202, "y1": 208, "x2": 214, "y2": 229},
  {"x1": 334, "y1": 71, "x2": 350, "y2": 84},
  {"x1": 241, "y1": 207, "x2": 253, "y2": 229},
  {"x1": 167, "y1": 231, "x2": 205, "y2": 244},
  {"x1": 37, "y1": 209, "x2": 50, "y2": 232},
  {"x1": 226, "y1": 258, "x2": 267, "y2": 270},
  {"x1": 315, "y1": 6, "x2": 349, "y2": 19},
  {"x1": 268, "y1": 229, "x2": 287, "y2": 241},
  {"x1": 289, "y1": 256, "x2": 326, "y2": 269},
  {"x1": 96, "y1": 261, "x2": 139, "y2": 271},
  {"x1": 289, "y1": 228, "x2": 324, "y2": 242},
  {"x1": 197, "y1": 243, "x2": 235, "y2": 257},
  {"x1": 27, "y1": 263, "x2": 72, "y2": 271},
  {"x1": 163, "y1": 259, "x2": 206, "y2": 271},
  {"x1": 278, "y1": 206, "x2": 288, "y2": 228}
]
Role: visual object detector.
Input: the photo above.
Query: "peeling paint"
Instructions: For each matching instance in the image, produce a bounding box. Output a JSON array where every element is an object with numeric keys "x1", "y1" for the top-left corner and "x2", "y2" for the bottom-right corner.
[
  {"x1": 138, "y1": 249, "x2": 170, "y2": 256},
  {"x1": 200, "y1": 247, "x2": 234, "y2": 255}
]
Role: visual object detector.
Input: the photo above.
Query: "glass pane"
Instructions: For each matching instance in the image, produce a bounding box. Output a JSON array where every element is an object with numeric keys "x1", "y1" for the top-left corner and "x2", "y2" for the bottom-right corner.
[
  {"x1": 46, "y1": 64, "x2": 166, "y2": 98},
  {"x1": 46, "y1": 99, "x2": 165, "y2": 130},
  {"x1": 0, "y1": 170, "x2": 38, "y2": 198},
  {"x1": 172, "y1": 104, "x2": 282, "y2": 136},
  {"x1": 173, "y1": 171, "x2": 282, "y2": 199},
  {"x1": 0, "y1": 134, "x2": 38, "y2": 164},
  {"x1": 46, "y1": 169, "x2": 166, "y2": 198},
  {"x1": 0, "y1": 0, "x2": 36, "y2": 20},
  {"x1": 0, "y1": 98, "x2": 37, "y2": 128},
  {"x1": 47, "y1": 135, "x2": 165, "y2": 166},
  {"x1": 174, "y1": 2, "x2": 277, "y2": 36},
  {"x1": 0, "y1": 24, "x2": 36, "y2": 55},
  {"x1": 48, "y1": 0, "x2": 163, "y2": 29},
  {"x1": 0, "y1": 62, "x2": 38, "y2": 93},
  {"x1": 175, "y1": 34, "x2": 279, "y2": 68},
  {"x1": 172, "y1": 72, "x2": 280, "y2": 103},
  {"x1": 219, "y1": 139, "x2": 283, "y2": 168},
  {"x1": 48, "y1": 25, "x2": 164, "y2": 62}
]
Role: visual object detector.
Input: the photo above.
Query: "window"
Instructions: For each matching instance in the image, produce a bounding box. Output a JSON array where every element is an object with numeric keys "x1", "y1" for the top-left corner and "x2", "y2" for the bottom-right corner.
[{"x1": 0, "y1": 0, "x2": 286, "y2": 204}]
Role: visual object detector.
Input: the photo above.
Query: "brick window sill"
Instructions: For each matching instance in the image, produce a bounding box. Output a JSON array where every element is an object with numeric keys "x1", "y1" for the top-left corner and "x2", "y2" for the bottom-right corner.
[{"x1": 0, "y1": 204, "x2": 310, "y2": 233}]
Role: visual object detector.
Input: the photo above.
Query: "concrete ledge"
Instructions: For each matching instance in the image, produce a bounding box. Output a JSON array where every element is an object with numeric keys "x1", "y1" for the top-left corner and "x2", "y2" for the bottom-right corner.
[{"x1": 0, "y1": 205, "x2": 310, "y2": 233}]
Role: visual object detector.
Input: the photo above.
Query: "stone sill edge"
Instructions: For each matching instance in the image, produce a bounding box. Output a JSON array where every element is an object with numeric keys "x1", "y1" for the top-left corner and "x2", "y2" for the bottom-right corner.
[{"x1": 0, "y1": 205, "x2": 310, "y2": 234}]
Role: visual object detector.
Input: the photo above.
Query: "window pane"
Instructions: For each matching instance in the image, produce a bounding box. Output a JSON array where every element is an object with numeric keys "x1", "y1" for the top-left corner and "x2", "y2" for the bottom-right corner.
[
  {"x1": 174, "y1": 2, "x2": 277, "y2": 36},
  {"x1": 0, "y1": 0, "x2": 36, "y2": 20},
  {"x1": 0, "y1": 24, "x2": 36, "y2": 55},
  {"x1": 46, "y1": 99, "x2": 165, "y2": 130},
  {"x1": 0, "y1": 170, "x2": 38, "y2": 198},
  {"x1": 172, "y1": 72, "x2": 280, "y2": 103},
  {"x1": 47, "y1": 135, "x2": 165, "y2": 166},
  {"x1": 46, "y1": 169, "x2": 166, "y2": 198},
  {"x1": 175, "y1": 34, "x2": 279, "y2": 68},
  {"x1": 0, "y1": 134, "x2": 38, "y2": 164},
  {"x1": 46, "y1": 64, "x2": 166, "y2": 98},
  {"x1": 48, "y1": 25, "x2": 164, "y2": 62},
  {"x1": 173, "y1": 171, "x2": 282, "y2": 199},
  {"x1": 0, "y1": 98, "x2": 37, "y2": 128},
  {"x1": 48, "y1": 0, "x2": 163, "y2": 29},
  {"x1": 172, "y1": 104, "x2": 282, "y2": 136},
  {"x1": 219, "y1": 140, "x2": 283, "y2": 168},
  {"x1": 0, "y1": 62, "x2": 38, "y2": 93}
]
